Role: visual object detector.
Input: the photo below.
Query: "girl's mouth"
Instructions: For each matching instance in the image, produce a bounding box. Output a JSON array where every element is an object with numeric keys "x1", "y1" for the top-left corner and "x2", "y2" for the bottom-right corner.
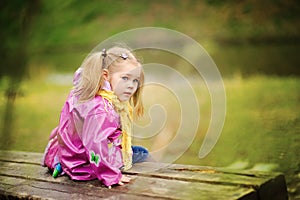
[{"x1": 123, "y1": 92, "x2": 132, "y2": 96}]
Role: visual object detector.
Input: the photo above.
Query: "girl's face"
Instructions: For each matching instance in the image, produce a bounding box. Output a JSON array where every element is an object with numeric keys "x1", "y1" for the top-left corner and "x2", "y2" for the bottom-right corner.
[{"x1": 108, "y1": 62, "x2": 141, "y2": 102}]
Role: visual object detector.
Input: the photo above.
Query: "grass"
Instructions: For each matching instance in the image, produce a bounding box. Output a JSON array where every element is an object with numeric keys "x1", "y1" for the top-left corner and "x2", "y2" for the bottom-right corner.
[
  {"x1": 0, "y1": 76, "x2": 72, "y2": 152},
  {"x1": 194, "y1": 76, "x2": 299, "y2": 172},
  {"x1": 1, "y1": 74, "x2": 298, "y2": 170}
]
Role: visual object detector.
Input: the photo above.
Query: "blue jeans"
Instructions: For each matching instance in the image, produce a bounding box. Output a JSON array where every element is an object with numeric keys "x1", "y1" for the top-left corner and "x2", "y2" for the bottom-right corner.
[{"x1": 132, "y1": 146, "x2": 149, "y2": 164}]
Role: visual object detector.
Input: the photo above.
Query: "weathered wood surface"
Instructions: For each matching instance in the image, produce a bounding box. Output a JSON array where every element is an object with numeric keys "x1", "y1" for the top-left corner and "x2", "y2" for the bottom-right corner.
[{"x1": 0, "y1": 150, "x2": 288, "y2": 200}]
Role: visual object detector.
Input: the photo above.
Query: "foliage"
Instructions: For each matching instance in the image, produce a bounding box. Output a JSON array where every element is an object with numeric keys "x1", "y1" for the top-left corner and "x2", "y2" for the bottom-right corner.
[
  {"x1": 4, "y1": 0, "x2": 294, "y2": 76},
  {"x1": 0, "y1": 0, "x2": 42, "y2": 148},
  {"x1": 0, "y1": 0, "x2": 40, "y2": 81}
]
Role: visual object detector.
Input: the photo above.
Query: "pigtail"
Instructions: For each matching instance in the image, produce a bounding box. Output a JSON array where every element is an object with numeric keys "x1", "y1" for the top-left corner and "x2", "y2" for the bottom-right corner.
[
  {"x1": 74, "y1": 45, "x2": 145, "y2": 117},
  {"x1": 74, "y1": 52, "x2": 104, "y2": 102}
]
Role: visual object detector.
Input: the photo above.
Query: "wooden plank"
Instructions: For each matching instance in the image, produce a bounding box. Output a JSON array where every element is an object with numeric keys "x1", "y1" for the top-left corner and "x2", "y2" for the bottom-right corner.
[
  {"x1": 127, "y1": 162, "x2": 285, "y2": 188},
  {"x1": 0, "y1": 150, "x2": 42, "y2": 165},
  {"x1": 0, "y1": 151, "x2": 284, "y2": 188},
  {"x1": 172, "y1": 164, "x2": 288, "y2": 200},
  {"x1": 0, "y1": 151, "x2": 288, "y2": 200},
  {"x1": 0, "y1": 161, "x2": 257, "y2": 200},
  {"x1": 127, "y1": 162, "x2": 288, "y2": 200},
  {"x1": 126, "y1": 174, "x2": 257, "y2": 200},
  {"x1": 257, "y1": 174, "x2": 288, "y2": 200},
  {"x1": 0, "y1": 174, "x2": 257, "y2": 200},
  {"x1": 0, "y1": 175, "x2": 159, "y2": 200}
]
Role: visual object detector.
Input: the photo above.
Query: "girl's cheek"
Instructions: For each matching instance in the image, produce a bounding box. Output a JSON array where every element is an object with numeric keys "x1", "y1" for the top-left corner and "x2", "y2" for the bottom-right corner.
[{"x1": 134, "y1": 84, "x2": 139, "y2": 91}]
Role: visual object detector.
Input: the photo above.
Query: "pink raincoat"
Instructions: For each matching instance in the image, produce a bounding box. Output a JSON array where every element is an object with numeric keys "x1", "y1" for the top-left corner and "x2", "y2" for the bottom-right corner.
[{"x1": 43, "y1": 68, "x2": 124, "y2": 186}]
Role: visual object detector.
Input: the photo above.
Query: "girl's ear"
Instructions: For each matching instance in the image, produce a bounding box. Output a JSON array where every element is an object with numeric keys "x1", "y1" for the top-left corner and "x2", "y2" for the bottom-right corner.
[{"x1": 102, "y1": 69, "x2": 109, "y2": 81}]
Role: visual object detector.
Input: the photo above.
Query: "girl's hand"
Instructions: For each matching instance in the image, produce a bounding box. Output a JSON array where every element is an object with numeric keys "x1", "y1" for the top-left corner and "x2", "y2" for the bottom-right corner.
[
  {"x1": 108, "y1": 175, "x2": 131, "y2": 189},
  {"x1": 119, "y1": 175, "x2": 131, "y2": 184}
]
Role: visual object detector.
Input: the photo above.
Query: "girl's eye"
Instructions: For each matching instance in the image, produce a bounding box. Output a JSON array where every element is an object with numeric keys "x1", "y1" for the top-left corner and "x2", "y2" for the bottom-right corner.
[
  {"x1": 122, "y1": 76, "x2": 128, "y2": 81},
  {"x1": 133, "y1": 79, "x2": 139, "y2": 83}
]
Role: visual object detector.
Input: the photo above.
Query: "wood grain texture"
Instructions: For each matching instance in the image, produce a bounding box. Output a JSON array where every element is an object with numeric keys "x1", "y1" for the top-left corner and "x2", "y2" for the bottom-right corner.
[{"x1": 0, "y1": 150, "x2": 288, "y2": 200}]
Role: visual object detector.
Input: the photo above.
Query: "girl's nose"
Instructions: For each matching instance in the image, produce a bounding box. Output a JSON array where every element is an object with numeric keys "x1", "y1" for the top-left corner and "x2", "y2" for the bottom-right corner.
[{"x1": 127, "y1": 81, "x2": 134, "y2": 89}]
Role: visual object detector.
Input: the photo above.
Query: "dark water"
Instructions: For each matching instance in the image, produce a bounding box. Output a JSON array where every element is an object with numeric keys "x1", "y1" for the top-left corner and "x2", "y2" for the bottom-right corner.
[{"x1": 212, "y1": 42, "x2": 300, "y2": 77}]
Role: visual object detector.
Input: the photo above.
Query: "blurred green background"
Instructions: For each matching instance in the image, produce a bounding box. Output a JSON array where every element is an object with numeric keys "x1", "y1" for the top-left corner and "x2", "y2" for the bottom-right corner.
[{"x1": 0, "y1": 0, "x2": 299, "y2": 198}]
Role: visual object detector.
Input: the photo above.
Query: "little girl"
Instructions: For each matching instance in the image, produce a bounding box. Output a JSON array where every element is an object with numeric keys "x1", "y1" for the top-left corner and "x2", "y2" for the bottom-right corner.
[{"x1": 42, "y1": 46, "x2": 149, "y2": 188}]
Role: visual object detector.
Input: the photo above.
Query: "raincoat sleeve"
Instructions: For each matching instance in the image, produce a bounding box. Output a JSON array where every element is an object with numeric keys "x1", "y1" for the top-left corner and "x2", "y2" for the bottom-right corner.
[{"x1": 81, "y1": 111, "x2": 122, "y2": 187}]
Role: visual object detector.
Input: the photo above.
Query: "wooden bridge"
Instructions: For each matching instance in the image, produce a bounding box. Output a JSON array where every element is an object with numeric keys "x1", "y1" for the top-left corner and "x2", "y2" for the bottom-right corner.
[{"x1": 0, "y1": 150, "x2": 288, "y2": 199}]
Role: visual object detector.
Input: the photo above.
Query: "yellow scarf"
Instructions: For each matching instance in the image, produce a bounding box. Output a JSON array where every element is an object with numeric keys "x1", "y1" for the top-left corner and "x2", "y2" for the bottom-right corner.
[{"x1": 97, "y1": 89, "x2": 133, "y2": 170}]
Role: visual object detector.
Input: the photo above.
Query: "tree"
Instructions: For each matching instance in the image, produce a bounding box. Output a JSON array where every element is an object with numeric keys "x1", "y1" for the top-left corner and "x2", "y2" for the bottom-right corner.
[{"x1": 0, "y1": 0, "x2": 41, "y2": 148}]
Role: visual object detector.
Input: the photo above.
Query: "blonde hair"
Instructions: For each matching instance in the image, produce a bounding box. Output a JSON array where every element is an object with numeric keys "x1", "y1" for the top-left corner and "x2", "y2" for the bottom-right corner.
[{"x1": 74, "y1": 45, "x2": 144, "y2": 117}]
